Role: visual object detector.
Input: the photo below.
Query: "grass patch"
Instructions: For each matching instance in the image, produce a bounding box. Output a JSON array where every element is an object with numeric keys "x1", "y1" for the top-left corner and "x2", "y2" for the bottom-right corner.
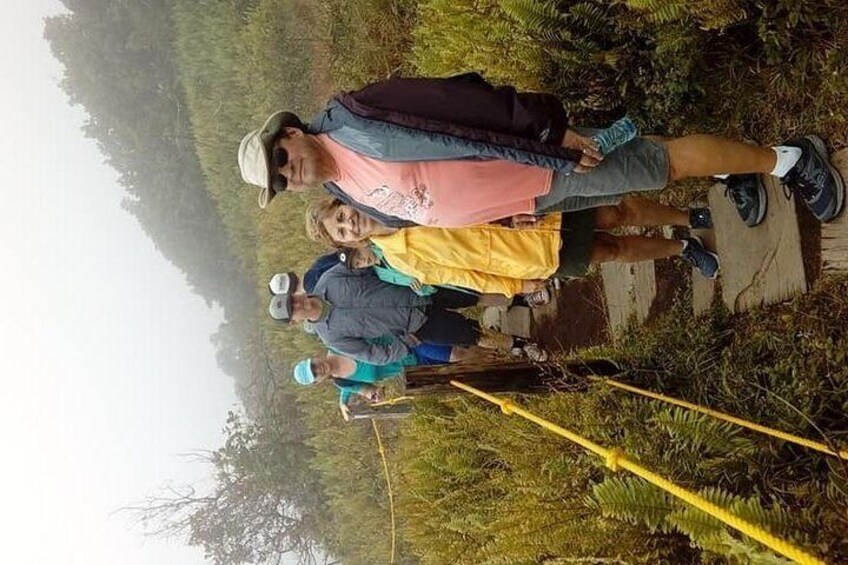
[{"x1": 398, "y1": 277, "x2": 848, "y2": 563}]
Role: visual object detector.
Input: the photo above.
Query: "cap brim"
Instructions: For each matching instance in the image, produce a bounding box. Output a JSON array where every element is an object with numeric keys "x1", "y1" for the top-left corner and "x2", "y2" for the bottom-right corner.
[
  {"x1": 268, "y1": 293, "x2": 292, "y2": 321},
  {"x1": 258, "y1": 112, "x2": 290, "y2": 189},
  {"x1": 258, "y1": 186, "x2": 275, "y2": 209}
]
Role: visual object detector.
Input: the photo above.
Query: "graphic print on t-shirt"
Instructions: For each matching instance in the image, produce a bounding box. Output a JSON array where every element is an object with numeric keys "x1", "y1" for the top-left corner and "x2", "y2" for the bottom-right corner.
[{"x1": 366, "y1": 184, "x2": 434, "y2": 223}]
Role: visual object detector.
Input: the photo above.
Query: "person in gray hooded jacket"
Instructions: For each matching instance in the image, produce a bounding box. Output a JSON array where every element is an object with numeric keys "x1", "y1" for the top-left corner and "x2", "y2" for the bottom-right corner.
[{"x1": 268, "y1": 263, "x2": 546, "y2": 365}]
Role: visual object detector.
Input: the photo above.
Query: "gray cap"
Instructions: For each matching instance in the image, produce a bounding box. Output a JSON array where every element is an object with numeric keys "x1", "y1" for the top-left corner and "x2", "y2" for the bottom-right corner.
[
  {"x1": 237, "y1": 111, "x2": 305, "y2": 208},
  {"x1": 268, "y1": 272, "x2": 298, "y2": 295},
  {"x1": 268, "y1": 293, "x2": 292, "y2": 322}
]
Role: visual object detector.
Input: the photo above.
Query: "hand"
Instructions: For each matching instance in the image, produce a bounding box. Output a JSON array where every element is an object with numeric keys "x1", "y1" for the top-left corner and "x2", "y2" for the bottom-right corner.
[
  {"x1": 562, "y1": 128, "x2": 603, "y2": 173},
  {"x1": 511, "y1": 214, "x2": 539, "y2": 228},
  {"x1": 521, "y1": 279, "x2": 545, "y2": 293},
  {"x1": 339, "y1": 404, "x2": 351, "y2": 422},
  {"x1": 365, "y1": 386, "x2": 384, "y2": 403},
  {"x1": 410, "y1": 278, "x2": 423, "y2": 292}
]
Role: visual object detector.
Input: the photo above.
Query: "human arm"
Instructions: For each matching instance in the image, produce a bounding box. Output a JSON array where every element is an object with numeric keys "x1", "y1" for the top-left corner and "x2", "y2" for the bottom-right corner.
[
  {"x1": 561, "y1": 129, "x2": 603, "y2": 173},
  {"x1": 337, "y1": 383, "x2": 382, "y2": 404},
  {"x1": 329, "y1": 335, "x2": 411, "y2": 366},
  {"x1": 337, "y1": 383, "x2": 383, "y2": 421},
  {"x1": 511, "y1": 214, "x2": 540, "y2": 228}
]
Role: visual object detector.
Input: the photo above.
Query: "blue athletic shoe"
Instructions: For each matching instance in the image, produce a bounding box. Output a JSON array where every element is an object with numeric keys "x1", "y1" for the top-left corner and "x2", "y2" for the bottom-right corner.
[
  {"x1": 682, "y1": 236, "x2": 720, "y2": 279},
  {"x1": 780, "y1": 135, "x2": 845, "y2": 223},
  {"x1": 689, "y1": 207, "x2": 714, "y2": 230},
  {"x1": 720, "y1": 174, "x2": 767, "y2": 227}
]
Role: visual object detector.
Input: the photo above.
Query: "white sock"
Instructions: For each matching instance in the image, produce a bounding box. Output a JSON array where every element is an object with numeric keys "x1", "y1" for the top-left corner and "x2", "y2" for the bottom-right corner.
[
  {"x1": 770, "y1": 146, "x2": 802, "y2": 177},
  {"x1": 713, "y1": 174, "x2": 730, "y2": 180}
]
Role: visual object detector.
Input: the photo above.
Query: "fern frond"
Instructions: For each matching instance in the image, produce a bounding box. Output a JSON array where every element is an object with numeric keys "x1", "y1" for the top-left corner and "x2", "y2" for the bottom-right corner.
[
  {"x1": 568, "y1": 2, "x2": 612, "y2": 36},
  {"x1": 668, "y1": 487, "x2": 797, "y2": 564},
  {"x1": 652, "y1": 407, "x2": 756, "y2": 456},
  {"x1": 590, "y1": 476, "x2": 673, "y2": 532},
  {"x1": 499, "y1": 0, "x2": 566, "y2": 31},
  {"x1": 624, "y1": 0, "x2": 747, "y2": 30}
]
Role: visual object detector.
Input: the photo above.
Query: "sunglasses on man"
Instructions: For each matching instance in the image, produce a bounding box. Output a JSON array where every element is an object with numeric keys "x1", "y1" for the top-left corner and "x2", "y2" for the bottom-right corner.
[{"x1": 271, "y1": 146, "x2": 289, "y2": 192}]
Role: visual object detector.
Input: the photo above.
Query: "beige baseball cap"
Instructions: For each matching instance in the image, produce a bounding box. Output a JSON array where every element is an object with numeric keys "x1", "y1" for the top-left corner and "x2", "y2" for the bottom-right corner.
[
  {"x1": 268, "y1": 272, "x2": 298, "y2": 295},
  {"x1": 268, "y1": 293, "x2": 293, "y2": 322},
  {"x1": 237, "y1": 111, "x2": 305, "y2": 208}
]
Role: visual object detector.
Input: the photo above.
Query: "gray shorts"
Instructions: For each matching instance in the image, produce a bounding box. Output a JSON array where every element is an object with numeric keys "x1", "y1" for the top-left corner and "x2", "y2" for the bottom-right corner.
[{"x1": 535, "y1": 130, "x2": 669, "y2": 214}]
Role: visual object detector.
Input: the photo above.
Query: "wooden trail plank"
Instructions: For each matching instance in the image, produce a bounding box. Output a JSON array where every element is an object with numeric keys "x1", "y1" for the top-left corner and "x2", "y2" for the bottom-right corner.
[
  {"x1": 708, "y1": 175, "x2": 806, "y2": 313},
  {"x1": 402, "y1": 359, "x2": 624, "y2": 395},
  {"x1": 691, "y1": 227, "x2": 718, "y2": 316},
  {"x1": 601, "y1": 260, "x2": 656, "y2": 335},
  {"x1": 821, "y1": 149, "x2": 848, "y2": 273}
]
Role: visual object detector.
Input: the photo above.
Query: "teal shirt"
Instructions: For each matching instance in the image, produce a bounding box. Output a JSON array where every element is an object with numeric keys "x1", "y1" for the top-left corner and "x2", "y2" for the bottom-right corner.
[
  {"x1": 369, "y1": 244, "x2": 477, "y2": 297},
  {"x1": 370, "y1": 245, "x2": 438, "y2": 296},
  {"x1": 331, "y1": 336, "x2": 417, "y2": 405}
]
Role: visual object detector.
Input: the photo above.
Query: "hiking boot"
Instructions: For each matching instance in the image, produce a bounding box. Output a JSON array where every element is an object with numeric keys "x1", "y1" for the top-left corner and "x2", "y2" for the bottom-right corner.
[
  {"x1": 681, "y1": 236, "x2": 720, "y2": 279},
  {"x1": 522, "y1": 342, "x2": 549, "y2": 362},
  {"x1": 688, "y1": 207, "x2": 714, "y2": 230},
  {"x1": 719, "y1": 174, "x2": 767, "y2": 227},
  {"x1": 511, "y1": 342, "x2": 548, "y2": 362},
  {"x1": 780, "y1": 135, "x2": 845, "y2": 223},
  {"x1": 525, "y1": 287, "x2": 551, "y2": 308}
]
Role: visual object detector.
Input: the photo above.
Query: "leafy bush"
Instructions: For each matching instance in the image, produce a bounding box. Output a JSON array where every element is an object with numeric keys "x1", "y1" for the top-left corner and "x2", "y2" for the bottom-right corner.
[
  {"x1": 316, "y1": 0, "x2": 418, "y2": 90},
  {"x1": 410, "y1": 0, "x2": 547, "y2": 91}
]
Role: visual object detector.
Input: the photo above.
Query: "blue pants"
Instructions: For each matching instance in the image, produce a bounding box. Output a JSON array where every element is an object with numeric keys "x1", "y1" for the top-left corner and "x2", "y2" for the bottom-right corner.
[{"x1": 412, "y1": 343, "x2": 453, "y2": 365}]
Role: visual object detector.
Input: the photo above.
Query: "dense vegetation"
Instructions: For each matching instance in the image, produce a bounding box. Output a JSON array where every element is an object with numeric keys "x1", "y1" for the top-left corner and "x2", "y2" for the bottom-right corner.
[{"x1": 47, "y1": 0, "x2": 848, "y2": 563}]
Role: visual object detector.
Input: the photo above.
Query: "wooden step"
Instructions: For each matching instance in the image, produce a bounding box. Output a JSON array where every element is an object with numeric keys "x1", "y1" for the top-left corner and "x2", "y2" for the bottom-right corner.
[
  {"x1": 707, "y1": 174, "x2": 806, "y2": 313},
  {"x1": 821, "y1": 149, "x2": 848, "y2": 272},
  {"x1": 601, "y1": 260, "x2": 656, "y2": 335}
]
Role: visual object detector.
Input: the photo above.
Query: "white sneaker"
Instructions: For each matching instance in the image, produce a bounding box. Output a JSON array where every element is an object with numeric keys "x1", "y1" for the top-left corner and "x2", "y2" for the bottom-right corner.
[
  {"x1": 522, "y1": 343, "x2": 549, "y2": 362},
  {"x1": 525, "y1": 287, "x2": 551, "y2": 308}
]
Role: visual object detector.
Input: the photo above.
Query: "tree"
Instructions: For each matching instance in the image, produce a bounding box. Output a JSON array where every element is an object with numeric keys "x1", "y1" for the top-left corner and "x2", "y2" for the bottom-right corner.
[{"x1": 127, "y1": 412, "x2": 330, "y2": 565}]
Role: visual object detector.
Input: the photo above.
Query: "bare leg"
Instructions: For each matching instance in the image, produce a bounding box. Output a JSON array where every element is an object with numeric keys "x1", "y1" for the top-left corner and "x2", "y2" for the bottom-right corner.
[
  {"x1": 477, "y1": 293, "x2": 511, "y2": 307},
  {"x1": 449, "y1": 346, "x2": 497, "y2": 363},
  {"x1": 590, "y1": 232, "x2": 684, "y2": 264},
  {"x1": 477, "y1": 328, "x2": 515, "y2": 352},
  {"x1": 595, "y1": 195, "x2": 689, "y2": 229},
  {"x1": 663, "y1": 135, "x2": 776, "y2": 181}
]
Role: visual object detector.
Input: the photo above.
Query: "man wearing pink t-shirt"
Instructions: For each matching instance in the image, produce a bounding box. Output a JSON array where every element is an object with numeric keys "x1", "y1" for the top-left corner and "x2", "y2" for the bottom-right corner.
[{"x1": 237, "y1": 74, "x2": 843, "y2": 229}]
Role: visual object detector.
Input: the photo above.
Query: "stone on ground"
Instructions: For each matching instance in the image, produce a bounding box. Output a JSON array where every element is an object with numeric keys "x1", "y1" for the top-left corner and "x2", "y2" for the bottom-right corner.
[{"x1": 481, "y1": 287, "x2": 560, "y2": 339}]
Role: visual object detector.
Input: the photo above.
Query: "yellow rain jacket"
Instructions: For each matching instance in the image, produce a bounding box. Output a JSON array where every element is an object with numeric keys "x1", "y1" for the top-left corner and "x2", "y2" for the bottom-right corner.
[{"x1": 370, "y1": 214, "x2": 562, "y2": 296}]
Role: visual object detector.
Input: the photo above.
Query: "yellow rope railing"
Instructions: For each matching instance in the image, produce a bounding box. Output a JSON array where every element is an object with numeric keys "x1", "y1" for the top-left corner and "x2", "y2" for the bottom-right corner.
[
  {"x1": 591, "y1": 376, "x2": 848, "y2": 461},
  {"x1": 370, "y1": 395, "x2": 415, "y2": 407},
  {"x1": 449, "y1": 380, "x2": 826, "y2": 565},
  {"x1": 371, "y1": 420, "x2": 397, "y2": 564}
]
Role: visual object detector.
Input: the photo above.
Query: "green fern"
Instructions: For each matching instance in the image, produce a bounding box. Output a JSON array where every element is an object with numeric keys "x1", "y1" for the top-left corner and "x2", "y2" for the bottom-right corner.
[
  {"x1": 651, "y1": 406, "x2": 757, "y2": 457},
  {"x1": 624, "y1": 0, "x2": 747, "y2": 30},
  {"x1": 667, "y1": 487, "x2": 796, "y2": 564},
  {"x1": 593, "y1": 479, "x2": 803, "y2": 564},
  {"x1": 590, "y1": 476, "x2": 674, "y2": 532},
  {"x1": 568, "y1": 2, "x2": 612, "y2": 36},
  {"x1": 499, "y1": 0, "x2": 566, "y2": 33}
]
